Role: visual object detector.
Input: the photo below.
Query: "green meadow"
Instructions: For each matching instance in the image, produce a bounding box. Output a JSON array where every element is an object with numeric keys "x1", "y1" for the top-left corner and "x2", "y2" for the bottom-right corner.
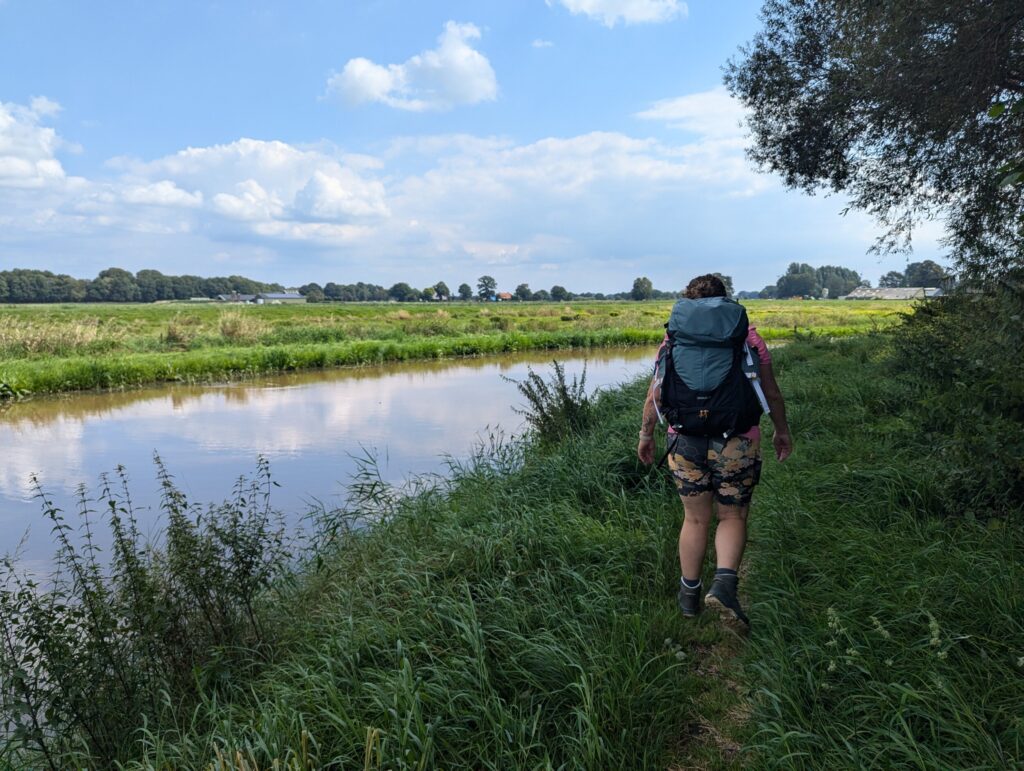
[{"x1": 0, "y1": 299, "x2": 909, "y2": 398}]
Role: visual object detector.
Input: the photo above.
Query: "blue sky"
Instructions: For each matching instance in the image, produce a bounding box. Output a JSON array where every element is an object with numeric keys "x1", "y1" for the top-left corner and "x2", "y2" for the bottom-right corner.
[{"x1": 0, "y1": 0, "x2": 945, "y2": 293}]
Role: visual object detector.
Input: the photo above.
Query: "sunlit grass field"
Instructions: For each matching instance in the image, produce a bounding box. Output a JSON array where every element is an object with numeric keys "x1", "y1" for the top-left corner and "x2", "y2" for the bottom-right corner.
[{"x1": 0, "y1": 299, "x2": 911, "y2": 397}]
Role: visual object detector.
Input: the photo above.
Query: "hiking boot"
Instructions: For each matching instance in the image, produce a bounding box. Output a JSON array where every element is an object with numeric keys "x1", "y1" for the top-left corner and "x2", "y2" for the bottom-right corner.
[
  {"x1": 677, "y1": 581, "x2": 702, "y2": 618},
  {"x1": 705, "y1": 577, "x2": 750, "y2": 633}
]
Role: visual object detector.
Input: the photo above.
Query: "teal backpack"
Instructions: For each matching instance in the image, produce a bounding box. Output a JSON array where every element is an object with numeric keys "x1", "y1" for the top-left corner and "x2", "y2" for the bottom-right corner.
[{"x1": 656, "y1": 297, "x2": 764, "y2": 438}]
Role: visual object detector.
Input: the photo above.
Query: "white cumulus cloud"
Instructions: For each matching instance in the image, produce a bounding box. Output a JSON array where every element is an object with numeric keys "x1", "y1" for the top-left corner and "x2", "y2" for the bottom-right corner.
[
  {"x1": 0, "y1": 97, "x2": 67, "y2": 188},
  {"x1": 122, "y1": 180, "x2": 203, "y2": 208},
  {"x1": 635, "y1": 85, "x2": 746, "y2": 137},
  {"x1": 119, "y1": 137, "x2": 390, "y2": 229},
  {"x1": 550, "y1": 0, "x2": 686, "y2": 27},
  {"x1": 326, "y1": 21, "x2": 497, "y2": 111}
]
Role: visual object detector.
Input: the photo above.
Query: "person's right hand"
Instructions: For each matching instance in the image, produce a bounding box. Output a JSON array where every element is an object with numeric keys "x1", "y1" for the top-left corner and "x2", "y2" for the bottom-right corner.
[{"x1": 638, "y1": 437, "x2": 655, "y2": 465}]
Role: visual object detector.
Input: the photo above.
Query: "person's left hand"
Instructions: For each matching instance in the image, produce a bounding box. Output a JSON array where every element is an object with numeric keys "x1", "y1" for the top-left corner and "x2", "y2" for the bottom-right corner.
[
  {"x1": 638, "y1": 437, "x2": 655, "y2": 465},
  {"x1": 773, "y1": 430, "x2": 793, "y2": 462}
]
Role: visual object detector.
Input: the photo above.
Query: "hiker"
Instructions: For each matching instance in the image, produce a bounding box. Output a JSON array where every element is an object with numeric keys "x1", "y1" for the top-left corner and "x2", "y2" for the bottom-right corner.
[{"x1": 637, "y1": 274, "x2": 792, "y2": 631}]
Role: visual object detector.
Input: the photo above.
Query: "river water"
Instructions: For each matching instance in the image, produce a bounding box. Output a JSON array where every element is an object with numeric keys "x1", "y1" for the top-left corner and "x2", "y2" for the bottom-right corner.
[{"x1": 1, "y1": 347, "x2": 655, "y2": 570}]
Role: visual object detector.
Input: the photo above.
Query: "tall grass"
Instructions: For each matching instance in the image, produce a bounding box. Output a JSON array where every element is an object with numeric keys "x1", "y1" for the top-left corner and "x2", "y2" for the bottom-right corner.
[
  {"x1": 4, "y1": 329, "x2": 1010, "y2": 768},
  {"x1": 741, "y1": 335, "x2": 1024, "y2": 768},
  {"x1": 0, "y1": 328, "x2": 662, "y2": 398},
  {"x1": 0, "y1": 300, "x2": 910, "y2": 399},
  {"x1": 0, "y1": 365, "x2": 730, "y2": 769}
]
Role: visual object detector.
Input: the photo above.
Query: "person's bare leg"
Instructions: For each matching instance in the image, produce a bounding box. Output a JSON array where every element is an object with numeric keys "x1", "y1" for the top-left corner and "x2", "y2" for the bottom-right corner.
[
  {"x1": 713, "y1": 502, "x2": 749, "y2": 571},
  {"x1": 678, "y1": 492, "x2": 714, "y2": 580},
  {"x1": 706, "y1": 501, "x2": 752, "y2": 631}
]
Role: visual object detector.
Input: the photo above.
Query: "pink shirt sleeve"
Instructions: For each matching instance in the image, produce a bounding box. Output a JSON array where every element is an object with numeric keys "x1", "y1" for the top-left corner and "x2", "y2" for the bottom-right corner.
[
  {"x1": 747, "y1": 326, "x2": 771, "y2": 365},
  {"x1": 654, "y1": 332, "x2": 669, "y2": 367}
]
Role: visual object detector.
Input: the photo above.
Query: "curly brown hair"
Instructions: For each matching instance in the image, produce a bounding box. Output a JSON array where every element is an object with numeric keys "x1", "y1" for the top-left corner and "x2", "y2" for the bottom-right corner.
[{"x1": 684, "y1": 274, "x2": 727, "y2": 299}]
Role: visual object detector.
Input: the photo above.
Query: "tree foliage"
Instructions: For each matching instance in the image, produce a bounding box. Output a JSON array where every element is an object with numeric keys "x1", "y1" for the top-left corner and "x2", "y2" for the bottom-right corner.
[
  {"x1": 726, "y1": 1, "x2": 1024, "y2": 278},
  {"x1": 904, "y1": 260, "x2": 948, "y2": 287},
  {"x1": 387, "y1": 282, "x2": 419, "y2": 303},
  {"x1": 711, "y1": 273, "x2": 734, "y2": 296},
  {"x1": 630, "y1": 276, "x2": 654, "y2": 301},
  {"x1": 879, "y1": 271, "x2": 905, "y2": 288},
  {"x1": 773, "y1": 262, "x2": 862, "y2": 298},
  {"x1": 477, "y1": 275, "x2": 497, "y2": 301}
]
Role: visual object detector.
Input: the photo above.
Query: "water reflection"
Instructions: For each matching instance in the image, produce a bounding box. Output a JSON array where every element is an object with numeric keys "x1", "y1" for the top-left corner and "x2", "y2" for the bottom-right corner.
[{"x1": 1, "y1": 348, "x2": 655, "y2": 562}]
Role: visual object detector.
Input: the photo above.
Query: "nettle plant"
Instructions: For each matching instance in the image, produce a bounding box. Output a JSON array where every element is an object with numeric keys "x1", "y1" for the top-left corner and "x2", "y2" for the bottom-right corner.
[
  {"x1": 506, "y1": 361, "x2": 595, "y2": 446},
  {"x1": 0, "y1": 457, "x2": 293, "y2": 769}
]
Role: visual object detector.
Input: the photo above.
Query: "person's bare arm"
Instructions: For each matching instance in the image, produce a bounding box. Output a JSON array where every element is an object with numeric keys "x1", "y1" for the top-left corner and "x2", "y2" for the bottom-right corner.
[
  {"x1": 759, "y1": 361, "x2": 793, "y2": 461},
  {"x1": 638, "y1": 377, "x2": 660, "y2": 464}
]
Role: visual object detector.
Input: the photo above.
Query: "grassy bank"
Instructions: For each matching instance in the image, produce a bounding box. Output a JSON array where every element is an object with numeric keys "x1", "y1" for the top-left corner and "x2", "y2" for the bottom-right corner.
[
  {"x1": 2, "y1": 370, "x2": 736, "y2": 768},
  {"x1": 743, "y1": 336, "x2": 1023, "y2": 768},
  {"x1": 0, "y1": 299, "x2": 908, "y2": 398}
]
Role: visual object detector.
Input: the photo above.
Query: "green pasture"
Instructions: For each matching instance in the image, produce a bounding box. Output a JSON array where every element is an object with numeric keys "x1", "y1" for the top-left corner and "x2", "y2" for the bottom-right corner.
[{"x1": 0, "y1": 299, "x2": 911, "y2": 398}]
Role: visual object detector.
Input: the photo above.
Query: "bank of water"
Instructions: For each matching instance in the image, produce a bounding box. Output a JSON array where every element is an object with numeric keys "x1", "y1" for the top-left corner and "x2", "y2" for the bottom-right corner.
[{"x1": 0, "y1": 347, "x2": 655, "y2": 567}]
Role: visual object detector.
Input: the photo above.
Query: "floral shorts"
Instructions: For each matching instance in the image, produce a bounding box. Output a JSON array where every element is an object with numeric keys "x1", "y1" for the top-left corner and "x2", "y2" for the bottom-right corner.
[{"x1": 666, "y1": 434, "x2": 762, "y2": 506}]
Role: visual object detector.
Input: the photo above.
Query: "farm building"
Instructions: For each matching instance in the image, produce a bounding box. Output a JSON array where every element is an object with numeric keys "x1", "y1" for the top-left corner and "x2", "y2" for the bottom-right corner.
[
  {"x1": 216, "y1": 293, "x2": 257, "y2": 303},
  {"x1": 840, "y1": 287, "x2": 943, "y2": 300},
  {"x1": 254, "y1": 292, "x2": 306, "y2": 304},
  {"x1": 496, "y1": 292, "x2": 514, "y2": 301}
]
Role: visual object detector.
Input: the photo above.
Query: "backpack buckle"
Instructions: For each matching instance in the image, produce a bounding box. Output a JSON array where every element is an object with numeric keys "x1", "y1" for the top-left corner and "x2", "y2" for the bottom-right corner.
[{"x1": 699, "y1": 409, "x2": 709, "y2": 420}]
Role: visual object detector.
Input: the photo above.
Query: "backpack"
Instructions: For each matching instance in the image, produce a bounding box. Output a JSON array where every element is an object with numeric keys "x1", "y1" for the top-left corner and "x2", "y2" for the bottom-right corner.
[{"x1": 656, "y1": 297, "x2": 764, "y2": 438}]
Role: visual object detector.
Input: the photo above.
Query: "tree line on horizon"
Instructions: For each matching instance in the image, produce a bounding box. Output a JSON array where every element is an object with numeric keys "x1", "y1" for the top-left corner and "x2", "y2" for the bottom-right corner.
[
  {"x1": 0, "y1": 268, "x2": 701, "y2": 304},
  {"x1": 0, "y1": 262, "x2": 947, "y2": 304}
]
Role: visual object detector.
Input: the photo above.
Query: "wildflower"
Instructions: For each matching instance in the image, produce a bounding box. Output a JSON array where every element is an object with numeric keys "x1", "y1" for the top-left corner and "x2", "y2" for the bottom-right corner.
[
  {"x1": 869, "y1": 615, "x2": 891, "y2": 640},
  {"x1": 826, "y1": 607, "x2": 842, "y2": 633},
  {"x1": 827, "y1": 660, "x2": 837, "y2": 673},
  {"x1": 928, "y1": 614, "x2": 941, "y2": 648},
  {"x1": 1016, "y1": 656, "x2": 1024, "y2": 668},
  {"x1": 675, "y1": 651, "x2": 687, "y2": 661},
  {"x1": 937, "y1": 650, "x2": 948, "y2": 660},
  {"x1": 885, "y1": 658, "x2": 894, "y2": 667},
  {"x1": 845, "y1": 647, "x2": 859, "y2": 657}
]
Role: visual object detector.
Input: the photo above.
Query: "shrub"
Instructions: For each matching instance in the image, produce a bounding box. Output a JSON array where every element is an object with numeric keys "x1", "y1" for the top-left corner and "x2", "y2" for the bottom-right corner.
[
  {"x1": 219, "y1": 310, "x2": 267, "y2": 342},
  {"x1": 163, "y1": 314, "x2": 199, "y2": 347},
  {"x1": 0, "y1": 459, "x2": 292, "y2": 768},
  {"x1": 891, "y1": 278, "x2": 1024, "y2": 513},
  {"x1": 506, "y1": 361, "x2": 594, "y2": 444}
]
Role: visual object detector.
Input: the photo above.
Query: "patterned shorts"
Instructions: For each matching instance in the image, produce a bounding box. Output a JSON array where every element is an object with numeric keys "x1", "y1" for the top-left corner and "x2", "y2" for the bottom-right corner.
[{"x1": 667, "y1": 434, "x2": 762, "y2": 506}]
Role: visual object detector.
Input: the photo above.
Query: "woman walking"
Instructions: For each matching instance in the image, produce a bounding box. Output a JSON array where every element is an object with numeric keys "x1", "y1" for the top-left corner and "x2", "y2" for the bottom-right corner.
[{"x1": 637, "y1": 274, "x2": 792, "y2": 631}]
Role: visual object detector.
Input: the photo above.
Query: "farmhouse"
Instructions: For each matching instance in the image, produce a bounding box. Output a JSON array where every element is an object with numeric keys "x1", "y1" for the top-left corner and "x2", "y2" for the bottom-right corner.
[
  {"x1": 840, "y1": 287, "x2": 943, "y2": 300},
  {"x1": 496, "y1": 292, "x2": 514, "y2": 301}
]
